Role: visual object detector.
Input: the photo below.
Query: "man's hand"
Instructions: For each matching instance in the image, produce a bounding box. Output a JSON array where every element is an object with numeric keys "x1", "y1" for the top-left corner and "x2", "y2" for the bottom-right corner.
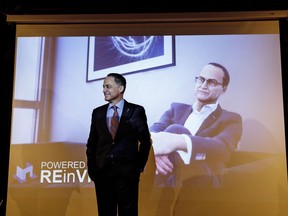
[
  {"x1": 150, "y1": 132, "x2": 187, "y2": 155},
  {"x1": 155, "y1": 154, "x2": 173, "y2": 175}
]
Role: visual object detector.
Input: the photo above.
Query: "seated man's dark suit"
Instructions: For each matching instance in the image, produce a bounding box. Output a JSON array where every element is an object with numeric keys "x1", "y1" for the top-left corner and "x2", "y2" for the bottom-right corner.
[
  {"x1": 150, "y1": 102, "x2": 242, "y2": 215},
  {"x1": 150, "y1": 102, "x2": 242, "y2": 187}
]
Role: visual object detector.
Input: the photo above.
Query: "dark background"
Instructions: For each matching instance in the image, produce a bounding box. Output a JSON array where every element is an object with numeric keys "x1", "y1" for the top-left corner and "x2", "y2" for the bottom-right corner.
[
  {"x1": 1, "y1": 1, "x2": 288, "y2": 215},
  {"x1": 1, "y1": 1, "x2": 288, "y2": 14}
]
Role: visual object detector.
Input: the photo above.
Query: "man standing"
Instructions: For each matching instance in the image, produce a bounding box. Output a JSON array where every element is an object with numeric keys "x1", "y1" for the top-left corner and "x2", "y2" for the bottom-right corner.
[{"x1": 86, "y1": 73, "x2": 152, "y2": 216}]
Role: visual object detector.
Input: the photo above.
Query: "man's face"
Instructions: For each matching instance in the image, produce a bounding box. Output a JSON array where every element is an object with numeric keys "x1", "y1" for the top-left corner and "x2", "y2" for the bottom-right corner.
[
  {"x1": 103, "y1": 76, "x2": 123, "y2": 103},
  {"x1": 195, "y1": 64, "x2": 226, "y2": 105}
]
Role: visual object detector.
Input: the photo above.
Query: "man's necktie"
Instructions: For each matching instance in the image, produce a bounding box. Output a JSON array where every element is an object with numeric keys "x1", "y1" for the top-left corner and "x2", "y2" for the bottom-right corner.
[{"x1": 110, "y1": 105, "x2": 119, "y2": 139}]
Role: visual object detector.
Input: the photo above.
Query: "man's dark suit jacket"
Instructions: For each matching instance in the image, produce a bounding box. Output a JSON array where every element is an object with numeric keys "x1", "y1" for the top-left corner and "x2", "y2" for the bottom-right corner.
[
  {"x1": 150, "y1": 102, "x2": 242, "y2": 187},
  {"x1": 86, "y1": 100, "x2": 152, "y2": 181}
]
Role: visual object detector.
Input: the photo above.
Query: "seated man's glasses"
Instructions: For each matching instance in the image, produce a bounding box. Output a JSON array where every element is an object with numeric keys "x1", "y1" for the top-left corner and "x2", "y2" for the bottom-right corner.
[{"x1": 195, "y1": 76, "x2": 223, "y2": 87}]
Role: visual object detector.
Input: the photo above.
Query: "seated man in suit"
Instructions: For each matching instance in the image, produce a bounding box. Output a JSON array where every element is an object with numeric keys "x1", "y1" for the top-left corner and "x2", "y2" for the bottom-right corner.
[{"x1": 150, "y1": 62, "x2": 243, "y2": 189}]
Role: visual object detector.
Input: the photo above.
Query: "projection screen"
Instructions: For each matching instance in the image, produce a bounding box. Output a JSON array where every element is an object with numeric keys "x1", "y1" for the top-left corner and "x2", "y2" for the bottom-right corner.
[{"x1": 6, "y1": 13, "x2": 288, "y2": 216}]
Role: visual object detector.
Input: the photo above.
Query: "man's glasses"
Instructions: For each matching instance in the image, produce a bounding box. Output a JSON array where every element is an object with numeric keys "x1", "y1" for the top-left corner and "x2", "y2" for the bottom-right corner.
[{"x1": 195, "y1": 76, "x2": 223, "y2": 87}]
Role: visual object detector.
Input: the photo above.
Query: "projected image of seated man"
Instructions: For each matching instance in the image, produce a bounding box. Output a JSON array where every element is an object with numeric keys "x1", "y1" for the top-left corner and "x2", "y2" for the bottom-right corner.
[{"x1": 150, "y1": 62, "x2": 243, "y2": 188}]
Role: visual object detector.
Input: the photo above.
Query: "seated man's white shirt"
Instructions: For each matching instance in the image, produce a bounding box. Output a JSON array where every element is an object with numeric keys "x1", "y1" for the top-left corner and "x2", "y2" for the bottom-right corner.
[{"x1": 177, "y1": 102, "x2": 218, "y2": 164}]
